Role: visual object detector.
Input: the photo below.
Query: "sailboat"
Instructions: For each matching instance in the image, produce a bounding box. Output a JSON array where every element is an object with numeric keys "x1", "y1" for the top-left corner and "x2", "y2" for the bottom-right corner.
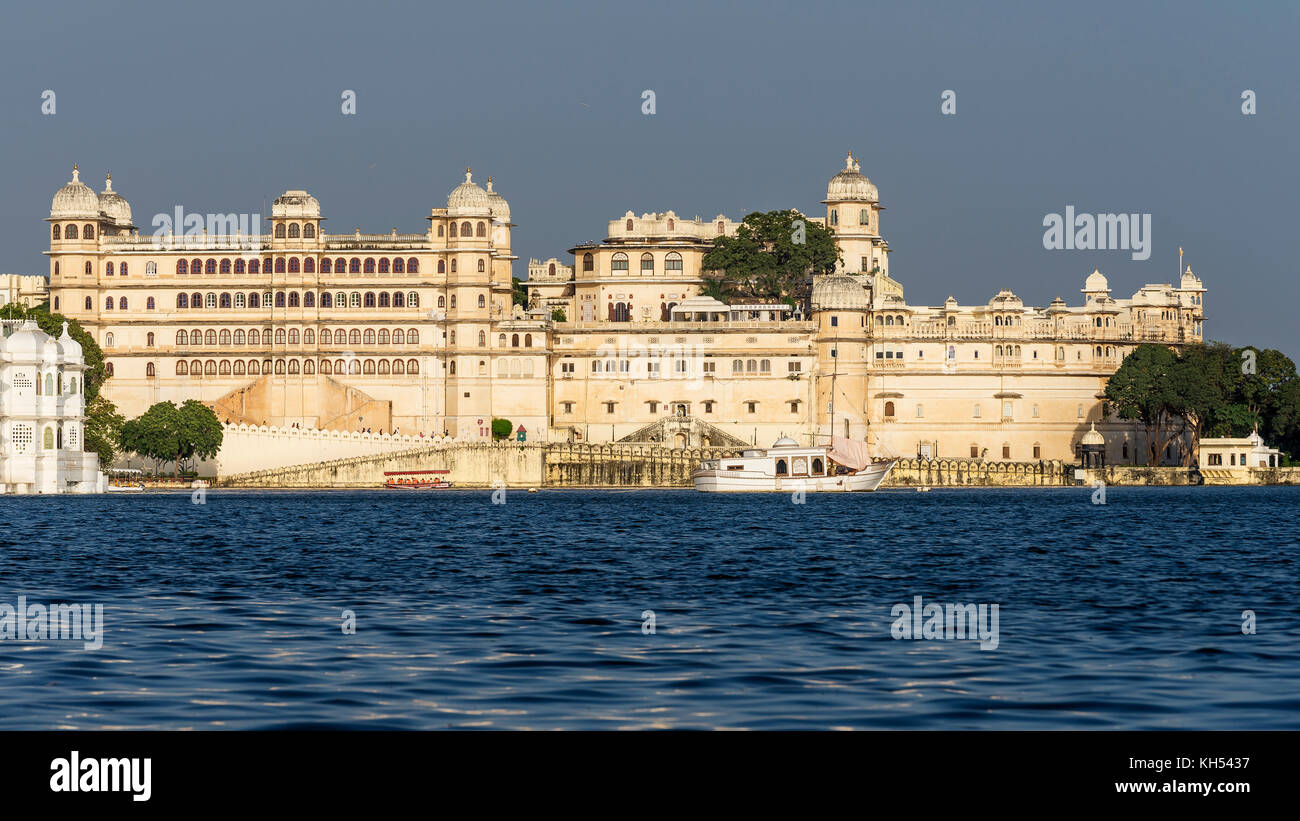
[{"x1": 692, "y1": 436, "x2": 896, "y2": 492}]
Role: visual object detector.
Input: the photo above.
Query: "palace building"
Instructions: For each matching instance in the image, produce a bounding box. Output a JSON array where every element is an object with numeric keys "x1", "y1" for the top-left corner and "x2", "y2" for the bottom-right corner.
[{"x1": 45, "y1": 155, "x2": 1206, "y2": 465}]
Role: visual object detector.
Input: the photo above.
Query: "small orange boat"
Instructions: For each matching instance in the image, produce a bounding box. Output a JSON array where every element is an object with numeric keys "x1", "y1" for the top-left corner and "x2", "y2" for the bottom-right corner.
[{"x1": 383, "y1": 470, "x2": 452, "y2": 489}]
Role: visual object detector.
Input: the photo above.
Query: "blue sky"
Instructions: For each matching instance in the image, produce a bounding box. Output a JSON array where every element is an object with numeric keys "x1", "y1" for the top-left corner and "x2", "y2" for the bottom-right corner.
[{"x1": 1, "y1": 0, "x2": 1295, "y2": 355}]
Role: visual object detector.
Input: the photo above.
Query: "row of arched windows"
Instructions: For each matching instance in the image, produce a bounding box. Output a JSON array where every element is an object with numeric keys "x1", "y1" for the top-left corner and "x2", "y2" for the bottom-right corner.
[
  {"x1": 175, "y1": 257, "x2": 422, "y2": 275},
  {"x1": 171, "y1": 358, "x2": 420, "y2": 376},
  {"x1": 173, "y1": 327, "x2": 421, "y2": 346},
  {"x1": 171, "y1": 291, "x2": 421, "y2": 309},
  {"x1": 875, "y1": 314, "x2": 907, "y2": 326},
  {"x1": 51, "y1": 224, "x2": 94, "y2": 240},
  {"x1": 441, "y1": 221, "x2": 488, "y2": 238},
  {"x1": 608, "y1": 252, "x2": 683, "y2": 275},
  {"x1": 272, "y1": 223, "x2": 318, "y2": 238}
]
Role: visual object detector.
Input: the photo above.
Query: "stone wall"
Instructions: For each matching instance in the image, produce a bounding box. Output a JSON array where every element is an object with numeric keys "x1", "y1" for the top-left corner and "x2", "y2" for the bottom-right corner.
[
  {"x1": 219, "y1": 442, "x2": 545, "y2": 488},
  {"x1": 544, "y1": 443, "x2": 743, "y2": 487},
  {"x1": 882, "y1": 458, "x2": 1070, "y2": 487},
  {"x1": 214, "y1": 423, "x2": 454, "y2": 475}
]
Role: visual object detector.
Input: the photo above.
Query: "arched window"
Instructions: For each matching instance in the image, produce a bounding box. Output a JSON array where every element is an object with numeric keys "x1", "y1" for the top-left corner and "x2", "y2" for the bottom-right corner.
[
  {"x1": 287, "y1": 359, "x2": 300, "y2": 374},
  {"x1": 407, "y1": 292, "x2": 419, "y2": 308},
  {"x1": 303, "y1": 292, "x2": 315, "y2": 307},
  {"x1": 394, "y1": 258, "x2": 405, "y2": 274},
  {"x1": 66, "y1": 224, "x2": 78, "y2": 239},
  {"x1": 176, "y1": 361, "x2": 188, "y2": 375},
  {"x1": 275, "y1": 292, "x2": 286, "y2": 308},
  {"x1": 176, "y1": 330, "x2": 188, "y2": 345},
  {"x1": 378, "y1": 329, "x2": 389, "y2": 344},
  {"x1": 248, "y1": 360, "x2": 260, "y2": 375},
  {"x1": 249, "y1": 259, "x2": 260, "y2": 274},
  {"x1": 106, "y1": 262, "x2": 114, "y2": 276},
  {"x1": 407, "y1": 329, "x2": 419, "y2": 344},
  {"x1": 146, "y1": 296, "x2": 156, "y2": 311},
  {"x1": 393, "y1": 359, "x2": 405, "y2": 375},
  {"x1": 218, "y1": 293, "x2": 230, "y2": 309},
  {"x1": 288, "y1": 223, "x2": 300, "y2": 238},
  {"x1": 248, "y1": 292, "x2": 260, "y2": 308},
  {"x1": 449, "y1": 294, "x2": 456, "y2": 308},
  {"x1": 319, "y1": 359, "x2": 330, "y2": 374},
  {"x1": 85, "y1": 296, "x2": 92, "y2": 310},
  {"x1": 234, "y1": 360, "x2": 246, "y2": 375},
  {"x1": 478, "y1": 330, "x2": 486, "y2": 346},
  {"x1": 461, "y1": 221, "x2": 472, "y2": 236},
  {"x1": 476, "y1": 222, "x2": 486, "y2": 237},
  {"x1": 320, "y1": 257, "x2": 332, "y2": 274},
  {"x1": 288, "y1": 257, "x2": 300, "y2": 274},
  {"x1": 205, "y1": 293, "x2": 217, "y2": 309},
  {"x1": 219, "y1": 360, "x2": 232, "y2": 375},
  {"x1": 105, "y1": 297, "x2": 114, "y2": 310},
  {"x1": 105, "y1": 332, "x2": 115, "y2": 347},
  {"x1": 84, "y1": 225, "x2": 94, "y2": 239},
  {"x1": 118, "y1": 296, "x2": 127, "y2": 310},
  {"x1": 362, "y1": 359, "x2": 375, "y2": 374},
  {"x1": 448, "y1": 361, "x2": 455, "y2": 375},
  {"x1": 884, "y1": 401, "x2": 895, "y2": 417},
  {"x1": 524, "y1": 333, "x2": 532, "y2": 348},
  {"x1": 85, "y1": 262, "x2": 92, "y2": 275},
  {"x1": 288, "y1": 291, "x2": 300, "y2": 308},
  {"x1": 274, "y1": 329, "x2": 286, "y2": 344},
  {"x1": 378, "y1": 359, "x2": 390, "y2": 375},
  {"x1": 146, "y1": 331, "x2": 155, "y2": 347},
  {"x1": 205, "y1": 330, "x2": 217, "y2": 345},
  {"x1": 275, "y1": 359, "x2": 286, "y2": 374},
  {"x1": 408, "y1": 359, "x2": 419, "y2": 374},
  {"x1": 349, "y1": 258, "x2": 361, "y2": 273},
  {"x1": 303, "y1": 359, "x2": 315, "y2": 374},
  {"x1": 364, "y1": 292, "x2": 376, "y2": 308},
  {"x1": 320, "y1": 293, "x2": 331, "y2": 308},
  {"x1": 451, "y1": 260, "x2": 457, "y2": 273},
  {"x1": 393, "y1": 292, "x2": 404, "y2": 308},
  {"x1": 393, "y1": 329, "x2": 405, "y2": 344},
  {"x1": 641, "y1": 253, "x2": 654, "y2": 275},
  {"x1": 249, "y1": 329, "x2": 260, "y2": 345},
  {"x1": 477, "y1": 294, "x2": 485, "y2": 308},
  {"x1": 349, "y1": 329, "x2": 361, "y2": 345},
  {"x1": 304, "y1": 224, "x2": 315, "y2": 238},
  {"x1": 477, "y1": 259, "x2": 485, "y2": 272},
  {"x1": 122, "y1": 262, "x2": 131, "y2": 276},
  {"x1": 612, "y1": 253, "x2": 629, "y2": 272},
  {"x1": 364, "y1": 258, "x2": 375, "y2": 274},
  {"x1": 304, "y1": 329, "x2": 315, "y2": 344},
  {"x1": 219, "y1": 329, "x2": 231, "y2": 345},
  {"x1": 583, "y1": 253, "x2": 594, "y2": 272},
  {"x1": 437, "y1": 260, "x2": 445, "y2": 274},
  {"x1": 288, "y1": 329, "x2": 299, "y2": 344},
  {"x1": 511, "y1": 333, "x2": 519, "y2": 347},
  {"x1": 234, "y1": 329, "x2": 245, "y2": 344},
  {"x1": 437, "y1": 296, "x2": 445, "y2": 308},
  {"x1": 775, "y1": 459, "x2": 788, "y2": 476},
  {"x1": 104, "y1": 363, "x2": 113, "y2": 377},
  {"x1": 378, "y1": 258, "x2": 390, "y2": 274},
  {"x1": 146, "y1": 362, "x2": 156, "y2": 377},
  {"x1": 335, "y1": 258, "x2": 346, "y2": 273},
  {"x1": 275, "y1": 224, "x2": 286, "y2": 238},
  {"x1": 363, "y1": 329, "x2": 375, "y2": 345},
  {"x1": 52, "y1": 224, "x2": 60, "y2": 240},
  {"x1": 350, "y1": 292, "x2": 361, "y2": 308},
  {"x1": 449, "y1": 222, "x2": 457, "y2": 238}
]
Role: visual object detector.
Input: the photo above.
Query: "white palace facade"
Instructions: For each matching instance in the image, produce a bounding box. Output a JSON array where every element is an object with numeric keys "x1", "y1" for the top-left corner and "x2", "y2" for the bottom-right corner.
[{"x1": 43, "y1": 156, "x2": 1206, "y2": 466}]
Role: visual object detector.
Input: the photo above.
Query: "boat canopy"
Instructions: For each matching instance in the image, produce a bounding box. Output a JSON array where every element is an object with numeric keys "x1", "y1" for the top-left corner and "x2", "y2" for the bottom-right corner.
[{"x1": 829, "y1": 436, "x2": 873, "y2": 471}]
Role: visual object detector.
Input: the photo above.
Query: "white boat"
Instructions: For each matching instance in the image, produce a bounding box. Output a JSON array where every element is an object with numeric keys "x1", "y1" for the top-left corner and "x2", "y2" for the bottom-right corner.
[{"x1": 692, "y1": 436, "x2": 897, "y2": 492}]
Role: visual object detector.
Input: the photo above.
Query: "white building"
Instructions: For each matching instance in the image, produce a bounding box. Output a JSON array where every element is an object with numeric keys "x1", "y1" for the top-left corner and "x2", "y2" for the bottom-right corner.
[
  {"x1": 1199, "y1": 432, "x2": 1282, "y2": 482},
  {"x1": 0, "y1": 319, "x2": 104, "y2": 493}
]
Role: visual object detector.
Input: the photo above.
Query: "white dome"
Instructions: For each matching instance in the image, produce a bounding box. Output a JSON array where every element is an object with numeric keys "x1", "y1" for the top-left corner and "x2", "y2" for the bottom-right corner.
[
  {"x1": 4, "y1": 320, "x2": 49, "y2": 358},
  {"x1": 58, "y1": 322, "x2": 83, "y2": 361},
  {"x1": 772, "y1": 437, "x2": 799, "y2": 448},
  {"x1": 485, "y1": 177, "x2": 510, "y2": 222},
  {"x1": 825, "y1": 152, "x2": 879, "y2": 203},
  {"x1": 1084, "y1": 269, "x2": 1110, "y2": 293},
  {"x1": 272, "y1": 190, "x2": 321, "y2": 219},
  {"x1": 1081, "y1": 423, "x2": 1104, "y2": 446},
  {"x1": 811, "y1": 274, "x2": 869, "y2": 311},
  {"x1": 447, "y1": 168, "x2": 491, "y2": 214},
  {"x1": 50, "y1": 165, "x2": 101, "y2": 219},
  {"x1": 97, "y1": 173, "x2": 133, "y2": 228}
]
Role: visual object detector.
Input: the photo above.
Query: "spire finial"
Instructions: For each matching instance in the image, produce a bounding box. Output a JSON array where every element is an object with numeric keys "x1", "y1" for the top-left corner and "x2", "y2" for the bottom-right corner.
[
  {"x1": 72, "y1": 163, "x2": 79, "y2": 182},
  {"x1": 846, "y1": 151, "x2": 854, "y2": 170},
  {"x1": 104, "y1": 171, "x2": 113, "y2": 192},
  {"x1": 465, "y1": 166, "x2": 472, "y2": 183}
]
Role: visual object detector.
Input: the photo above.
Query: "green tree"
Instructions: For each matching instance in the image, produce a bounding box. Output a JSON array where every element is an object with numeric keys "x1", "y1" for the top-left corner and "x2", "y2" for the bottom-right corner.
[
  {"x1": 550, "y1": 307, "x2": 567, "y2": 322},
  {"x1": 512, "y1": 276, "x2": 527, "y2": 307},
  {"x1": 491, "y1": 418, "x2": 513, "y2": 440},
  {"x1": 1104, "y1": 344, "x2": 1182, "y2": 464},
  {"x1": 83, "y1": 394, "x2": 125, "y2": 466},
  {"x1": 700, "y1": 209, "x2": 840, "y2": 303},
  {"x1": 118, "y1": 400, "x2": 223, "y2": 477}
]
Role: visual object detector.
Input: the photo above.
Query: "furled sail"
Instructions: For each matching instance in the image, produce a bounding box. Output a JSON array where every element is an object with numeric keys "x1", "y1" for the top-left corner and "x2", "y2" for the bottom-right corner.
[{"x1": 829, "y1": 436, "x2": 873, "y2": 471}]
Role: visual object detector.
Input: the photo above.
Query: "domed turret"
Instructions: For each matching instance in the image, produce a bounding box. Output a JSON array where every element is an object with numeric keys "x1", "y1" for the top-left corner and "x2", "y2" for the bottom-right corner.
[
  {"x1": 58, "y1": 322, "x2": 83, "y2": 362},
  {"x1": 810, "y1": 274, "x2": 870, "y2": 311},
  {"x1": 824, "y1": 152, "x2": 879, "y2": 203},
  {"x1": 271, "y1": 190, "x2": 321, "y2": 219},
  {"x1": 4, "y1": 320, "x2": 49, "y2": 359},
  {"x1": 1084, "y1": 269, "x2": 1110, "y2": 294},
  {"x1": 1081, "y1": 423, "x2": 1104, "y2": 447},
  {"x1": 50, "y1": 164, "x2": 101, "y2": 220},
  {"x1": 447, "y1": 168, "x2": 491, "y2": 215},
  {"x1": 771, "y1": 437, "x2": 799, "y2": 448},
  {"x1": 485, "y1": 177, "x2": 510, "y2": 222},
  {"x1": 97, "y1": 173, "x2": 134, "y2": 229}
]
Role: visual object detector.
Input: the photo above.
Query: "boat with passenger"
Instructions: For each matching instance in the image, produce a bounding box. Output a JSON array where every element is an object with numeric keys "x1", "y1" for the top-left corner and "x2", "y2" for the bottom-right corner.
[
  {"x1": 105, "y1": 468, "x2": 145, "y2": 492},
  {"x1": 383, "y1": 470, "x2": 452, "y2": 489},
  {"x1": 692, "y1": 437, "x2": 896, "y2": 492}
]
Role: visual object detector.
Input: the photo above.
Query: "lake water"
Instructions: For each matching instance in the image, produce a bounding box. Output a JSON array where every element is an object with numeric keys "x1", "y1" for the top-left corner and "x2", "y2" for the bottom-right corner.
[{"x1": 1, "y1": 486, "x2": 1296, "y2": 729}]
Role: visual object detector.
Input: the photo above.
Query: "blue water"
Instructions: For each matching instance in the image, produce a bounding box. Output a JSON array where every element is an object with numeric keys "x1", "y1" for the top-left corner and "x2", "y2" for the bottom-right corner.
[{"x1": 0, "y1": 486, "x2": 1296, "y2": 729}]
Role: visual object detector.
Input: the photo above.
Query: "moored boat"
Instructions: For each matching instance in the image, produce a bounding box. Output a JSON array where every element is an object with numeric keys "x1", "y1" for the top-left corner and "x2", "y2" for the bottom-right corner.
[
  {"x1": 383, "y1": 469, "x2": 452, "y2": 489},
  {"x1": 692, "y1": 436, "x2": 896, "y2": 492}
]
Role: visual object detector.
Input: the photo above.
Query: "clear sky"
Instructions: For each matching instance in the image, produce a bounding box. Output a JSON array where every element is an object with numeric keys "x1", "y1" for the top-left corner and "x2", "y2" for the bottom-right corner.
[{"x1": 1, "y1": 0, "x2": 1295, "y2": 356}]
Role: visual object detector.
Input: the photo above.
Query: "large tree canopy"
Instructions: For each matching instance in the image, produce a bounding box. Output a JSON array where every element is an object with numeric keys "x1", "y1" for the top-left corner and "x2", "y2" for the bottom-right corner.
[
  {"x1": 119, "y1": 400, "x2": 224, "y2": 476},
  {"x1": 700, "y1": 209, "x2": 840, "y2": 303},
  {"x1": 1106, "y1": 342, "x2": 1300, "y2": 465}
]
